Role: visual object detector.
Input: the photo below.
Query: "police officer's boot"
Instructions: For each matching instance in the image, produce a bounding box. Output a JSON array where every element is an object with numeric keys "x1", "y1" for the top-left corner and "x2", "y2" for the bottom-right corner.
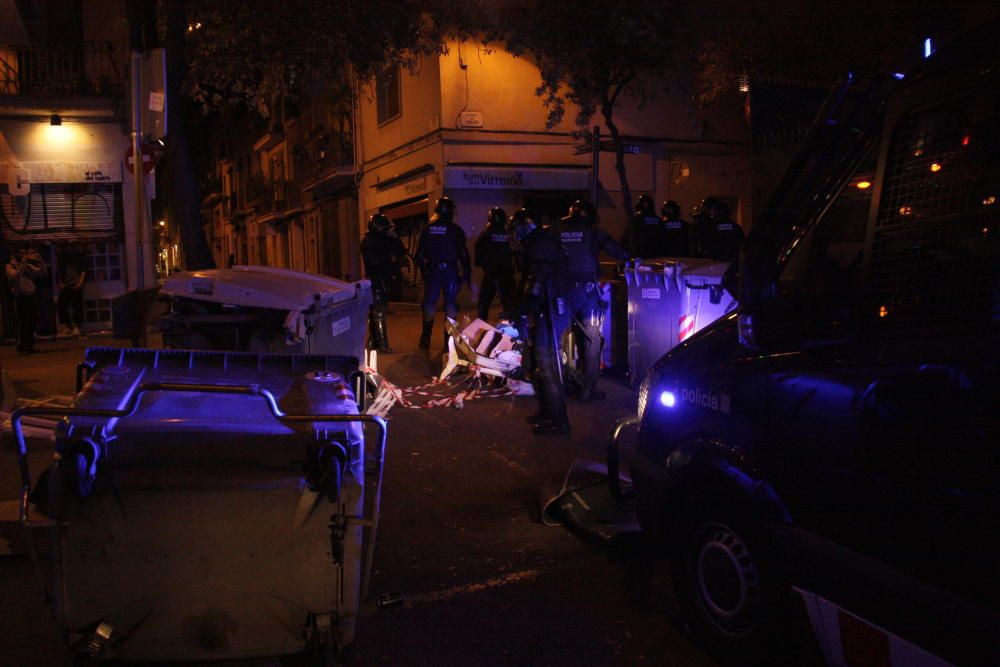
[
  {"x1": 578, "y1": 325, "x2": 606, "y2": 402},
  {"x1": 532, "y1": 375, "x2": 570, "y2": 435},
  {"x1": 533, "y1": 414, "x2": 570, "y2": 435},
  {"x1": 418, "y1": 320, "x2": 433, "y2": 350},
  {"x1": 372, "y1": 312, "x2": 392, "y2": 354}
]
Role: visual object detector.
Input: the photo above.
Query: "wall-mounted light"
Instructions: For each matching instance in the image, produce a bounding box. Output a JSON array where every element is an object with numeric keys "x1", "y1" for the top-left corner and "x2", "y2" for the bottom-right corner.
[{"x1": 50, "y1": 113, "x2": 62, "y2": 126}]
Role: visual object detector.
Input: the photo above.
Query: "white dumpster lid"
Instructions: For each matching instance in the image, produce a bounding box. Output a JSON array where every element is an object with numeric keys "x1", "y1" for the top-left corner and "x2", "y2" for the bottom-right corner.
[
  {"x1": 684, "y1": 261, "x2": 731, "y2": 280},
  {"x1": 161, "y1": 265, "x2": 361, "y2": 312}
]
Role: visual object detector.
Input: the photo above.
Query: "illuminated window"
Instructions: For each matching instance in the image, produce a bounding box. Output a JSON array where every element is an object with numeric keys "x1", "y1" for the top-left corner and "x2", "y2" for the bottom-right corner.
[{"x1": 376, "y1": 63, "x2": 402, "y2": 125}]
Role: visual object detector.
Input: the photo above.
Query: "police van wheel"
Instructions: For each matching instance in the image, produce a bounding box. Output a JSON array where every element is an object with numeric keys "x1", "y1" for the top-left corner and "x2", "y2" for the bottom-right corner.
[{"x1": 671, "y1": 490, "x2": 787, "y2": 664}]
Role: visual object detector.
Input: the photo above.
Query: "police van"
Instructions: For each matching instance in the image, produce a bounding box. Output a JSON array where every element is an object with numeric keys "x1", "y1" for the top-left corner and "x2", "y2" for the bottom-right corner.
[{"x1": 631, "y1": 35, "x2": 999, "y2": 665}]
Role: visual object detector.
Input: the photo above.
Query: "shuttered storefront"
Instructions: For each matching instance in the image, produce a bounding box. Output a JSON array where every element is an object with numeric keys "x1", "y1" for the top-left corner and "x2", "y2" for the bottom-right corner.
[
  {"x1": 0, "y1": 182, "x2": 122, "y2": 241},
  {"x1": 1, "y1": 181, "x2": 125, "y2": 333}
]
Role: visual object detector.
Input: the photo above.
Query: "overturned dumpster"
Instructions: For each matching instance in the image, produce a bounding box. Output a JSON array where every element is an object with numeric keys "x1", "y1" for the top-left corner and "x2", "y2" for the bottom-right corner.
[
  {"x1": 11, "y1": 347, "x2": 386, "y2": 664},
  {"x1": 158, "y1": 266, "x2": 372, "y2": 364}
]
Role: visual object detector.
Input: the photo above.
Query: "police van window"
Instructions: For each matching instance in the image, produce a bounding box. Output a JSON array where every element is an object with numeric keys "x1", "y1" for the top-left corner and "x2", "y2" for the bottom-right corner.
[
  {"x1": 778, "y1": 148, "x2": 876, "y2": 338},
  {"x1": 864, "y1": 94, "x2": 999, "y2": 338}
]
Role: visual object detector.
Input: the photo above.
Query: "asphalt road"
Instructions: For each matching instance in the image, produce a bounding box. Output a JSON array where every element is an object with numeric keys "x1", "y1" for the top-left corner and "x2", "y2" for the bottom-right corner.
[{"x1": 0, "y1": 306, "x2": 715, "y2": 666}]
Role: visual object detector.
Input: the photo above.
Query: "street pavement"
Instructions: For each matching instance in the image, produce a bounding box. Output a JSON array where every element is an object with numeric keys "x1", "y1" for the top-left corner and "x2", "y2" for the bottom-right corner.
[{"x1": 0, "y1": 305, "x2": 714, "y2": 666}]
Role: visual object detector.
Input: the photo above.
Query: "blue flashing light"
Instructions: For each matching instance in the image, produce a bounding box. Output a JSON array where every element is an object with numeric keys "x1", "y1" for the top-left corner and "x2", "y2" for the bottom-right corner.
[
  {"x1": 924, "y1": 37, "x2": 934, "y2": 59},
  {"x1": 659, "y1": 390, "x2": 677, "y2": 408},
  {"x1": 893, "y1": 72, "x2": 906, "y2": 80}
]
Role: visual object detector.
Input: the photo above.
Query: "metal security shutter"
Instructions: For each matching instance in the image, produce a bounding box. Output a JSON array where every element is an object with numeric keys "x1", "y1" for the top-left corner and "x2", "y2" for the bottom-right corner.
[
  {"x1": 0, "y1": 183, "x2": 122, "y2": 241},
  {"x1": 865, "y1": 95, "x2": 999, "y2": 337}
]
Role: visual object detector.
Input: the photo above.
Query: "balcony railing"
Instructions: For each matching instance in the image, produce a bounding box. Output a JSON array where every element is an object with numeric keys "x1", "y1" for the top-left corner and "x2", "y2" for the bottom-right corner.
[
  {"x1": 291, "y1": 126, "x2": 354, "y2": 185},
  {"x1": 255, "y1": 179, "x2": 303, "y2": 217},
  {"x1": 0, "y1": 41, "x2": 122, "y2": 97}
]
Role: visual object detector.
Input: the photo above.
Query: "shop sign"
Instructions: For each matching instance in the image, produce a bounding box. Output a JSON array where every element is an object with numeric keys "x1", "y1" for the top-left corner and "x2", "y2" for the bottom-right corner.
[
  {"x1": 6, "y1": 160, "x2": 123, "y2": 184},
  {"x1": 443, "y1": 166, "x2": 589, "y2": 191},
  {"x1": 373, "y1": 175, "x2": 431, "y2": 208}
]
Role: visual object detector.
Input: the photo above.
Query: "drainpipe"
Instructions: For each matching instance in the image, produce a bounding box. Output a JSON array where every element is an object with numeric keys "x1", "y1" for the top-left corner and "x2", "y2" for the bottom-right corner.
[{"x1": 127, "y1": 0, "x2": 146, "y2": 289}]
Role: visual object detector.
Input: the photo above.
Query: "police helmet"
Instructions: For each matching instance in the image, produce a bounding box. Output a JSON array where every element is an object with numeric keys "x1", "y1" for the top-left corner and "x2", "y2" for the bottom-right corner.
[
  {"x1": 567, "y1": 199, "x2": 596, "y2": 225},
  {"x1": 434, "y1": 196, "x2": 455, "y2": 218},
  {"x1": 507, "y1": 208, "x2": 538, "y2": 243},
  {"x1": 635, "y1": 194, "x2": 655, "y2": 216},
  {"x1": 699, "y1": 197, "x2": 731, "y2": 222},
  {"x1": 368, "y1": 213, "x2": 392, "y2": 234},
  {"x1": 661, "y1": 200, "x2": 680, "y2": 221},
  {"x1": 487, "y1": 207, "x2": 507, "y2": 229}
]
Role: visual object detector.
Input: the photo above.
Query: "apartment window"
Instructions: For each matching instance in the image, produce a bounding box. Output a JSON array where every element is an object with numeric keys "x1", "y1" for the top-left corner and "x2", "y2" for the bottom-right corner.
[{"x1": 376, "y1": 63, "x2": 401, "y2": 125}]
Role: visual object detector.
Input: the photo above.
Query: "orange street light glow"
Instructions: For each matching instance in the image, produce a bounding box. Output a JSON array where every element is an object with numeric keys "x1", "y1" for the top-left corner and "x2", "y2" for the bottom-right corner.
[
  {"x1": 855, "y1": 181, "x2": 872, "y2": 189},
  {"x1": 930, "y1": 163, "x2": 942, "y2": 172}
]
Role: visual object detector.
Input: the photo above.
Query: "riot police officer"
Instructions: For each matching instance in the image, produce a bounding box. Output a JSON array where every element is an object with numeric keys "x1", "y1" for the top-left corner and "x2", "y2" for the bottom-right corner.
[
  {"x1": 508, "y1": 208, "x2": 569, "y2": 435},
  {"x1": 693, "y1": 197, "x2": 745, "y2": 264},
  {"x1": 415, "y1": 196, "x2": 471, "y2": 349},
  {"x1": 361, "y1": 213, "x2": 406, "y2": 353},
  {"x1": 660, "y1": 200, "x2": 692, "y2": 257},
  {"x1": 474, "y1": 206, "x2": 516, "y2": 321},
  {"x1": 622, "y1": 194, "x2": 665, "y2": 259},
  {"x1": 555, "y1": 200, "x2": 629, "y2": 402}
]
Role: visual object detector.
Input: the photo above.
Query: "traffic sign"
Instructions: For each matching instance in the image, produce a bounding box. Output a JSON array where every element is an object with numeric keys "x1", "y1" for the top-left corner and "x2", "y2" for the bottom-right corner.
[
  {"x1": 572, "y1": 140, "x2": 641, "y2": 155},
  {"x1": 125, "y1": 141, "x2": 157, "y2": 176}
]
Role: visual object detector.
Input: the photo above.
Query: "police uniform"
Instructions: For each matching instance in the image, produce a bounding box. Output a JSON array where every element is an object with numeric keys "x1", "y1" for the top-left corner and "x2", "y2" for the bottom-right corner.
[
  {"x1": 510, "y1": 211, "x2": 569, "y2": 434},
  {"x1": 415, "y1": 198, "x2": 471, "y2": 348},
  {"x1": 555, "y1": 203, "x2": 629, "y2": 402},
  {"x1": 623, "y1": 213, "x2": 668, "y2": 259},
  {"x1": 361, "y1": 217, "x2": 406, "y2": 352},
  {"x1": 692, "y1": 197, "x2": 744, "y2": 264},
  {"x1": 699, "y1": 219, "x2": 745, "y2": 264},
  {"x1": 474, "y1": 209, "x2": 516, "y2": 321},
  {"x1": 660, "y1": 200, "x2": 692, "y2": 257}
]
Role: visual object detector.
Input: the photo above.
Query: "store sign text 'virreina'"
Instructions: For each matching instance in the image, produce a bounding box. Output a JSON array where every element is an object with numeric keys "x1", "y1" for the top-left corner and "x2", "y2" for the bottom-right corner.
[{"x1": 443, "y1": 167, "x2": 590, "y2": 191}]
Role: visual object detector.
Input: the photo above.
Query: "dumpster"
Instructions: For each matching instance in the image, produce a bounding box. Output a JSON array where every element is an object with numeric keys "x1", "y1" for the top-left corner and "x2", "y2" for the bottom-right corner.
[
  {"x1": 157, "y1": 266, "x2": 372, "y2": 366},
  {"x1": 624, "y1": 258, "x2": 735, "y2": 383},
  {"x1": 678, "y1": 261, "x2": 735, "y2": 342},
  {"x1": 598, "y1": 260, "x2": 628, "y2": 368},
  {"x1": 12, "y1": 347, "x2": 386, "y2": 663}
]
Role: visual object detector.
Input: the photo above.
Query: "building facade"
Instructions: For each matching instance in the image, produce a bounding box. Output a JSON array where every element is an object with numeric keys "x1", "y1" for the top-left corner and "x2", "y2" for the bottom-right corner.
[
  {"x1": 199, "y1": 38, "x2": 751, "y2": 302},
  {"x1": 198, "y1": 90, "x2": 360, "y2": 283},
  {"x1": 357, "y1": 41, "x2": 752, "y2": 298},
  {"x1": 0, "y1": 0, "x2": 152, "y2": 335}
]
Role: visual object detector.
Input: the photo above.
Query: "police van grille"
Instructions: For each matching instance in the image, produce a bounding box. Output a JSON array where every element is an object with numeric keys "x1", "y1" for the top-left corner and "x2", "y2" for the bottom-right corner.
[{"x1": 865, "y1": 96, "x2": 999, "y2": 336}]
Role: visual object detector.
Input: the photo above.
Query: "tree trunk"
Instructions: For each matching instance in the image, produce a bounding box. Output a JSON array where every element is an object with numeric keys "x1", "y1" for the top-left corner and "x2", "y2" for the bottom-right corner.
[
  {"x1": 601, "y1": 99, "x2": 633, "y2": 223},
  {"x1": 163, "y1": 0, "x2": 215, "y2": 269}
]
